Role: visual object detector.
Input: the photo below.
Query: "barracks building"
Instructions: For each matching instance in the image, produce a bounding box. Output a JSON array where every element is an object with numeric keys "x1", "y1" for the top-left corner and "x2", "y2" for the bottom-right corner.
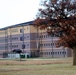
[{"x1": 0, "y1": 21, "x2": 72, "y2": 58}]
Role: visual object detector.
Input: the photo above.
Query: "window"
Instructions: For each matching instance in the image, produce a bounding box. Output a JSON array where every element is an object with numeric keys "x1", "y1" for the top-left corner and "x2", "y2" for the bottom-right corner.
[
  {"x1": 51, "y1": 43, "x2": 54, "y2": 46},
  {"x1": 12, "y1": 28, "x2": 18, "y2": 32},
  {"x1": 45, "y1": 52, "x2": 46, "y2": 55},
  {"x1": 27, "y1": 27, "x2": 28, "y2": 30},
  {"x1": 58, "y1": 52, "x2": 59, "y2": 55},
  {"x1": 41, "y1": 44, "x2": 43, "y2": 47},
  {"x1": 51, "y1": 52, "x2": 52, "y2": 55},
  {"x1": 48, "y1": 43, "x2": 50, "y2": 46},
  {"x1": 44, "y1": 35, "x2": 45, "y2": 38},
  {"x1": 51, "y1": 52, "x2": 54, "y2": 55},
  {"x1": 55, "y1": 52, "x2": 57, "y2": 54},
  {"x1": 20, "y1": 28, "x2": 24, "y2": 33},
  {"x1": 46, "y1": 43, "x2": 47, "y2": 46},
  {"x1": 46, "y1": 52, "x2": 48, "y2": 55},
  {"x1": 53, "y1": 52, "x2": 54, "y2": 55},
  {"x1": 20, "y1": 37, "x2": 24, "y2": 41},
  {"x1": 22, "y1": 44, "x2": 25, "y2": 49},
  {"x1": 49, "y1": 52, "x2": 50, "y2": 55},
  {"x1": 27, "y1": 36, "x2": 29, "y2": 38},
  {"x1": 44, "y1": 44, "x2": 45, "y2": 46},
  {"x1": 5, "y1": 38, "x2": 8, "y2": 42},
  {"x1": 62, "y1": 51, "x2": 66, "y2": 54},
  {"x1": 12, "y1": 45, "x2": 18, "y2": 48},
  {"x1": 12, "y1": 37, "x2": 18, "y2": 40},
  {"x1": 46, "y1": 35, "x2": 47, "y2": 38},
  {"x1": 60, "y1": 52, "x2": 61, "y2": 54},
  {"x1": 27, "y1": 44, "x2": 29, "y2": 46}
]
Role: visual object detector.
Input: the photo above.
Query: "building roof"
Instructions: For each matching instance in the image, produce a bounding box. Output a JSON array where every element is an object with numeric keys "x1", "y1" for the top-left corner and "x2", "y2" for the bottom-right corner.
[{"x1": 0, "y1": 21, "x2": 34, "y2": 30}]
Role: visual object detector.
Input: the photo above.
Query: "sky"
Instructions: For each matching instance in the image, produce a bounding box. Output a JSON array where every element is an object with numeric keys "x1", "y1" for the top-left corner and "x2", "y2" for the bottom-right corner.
[{"x1": 0, "y1": 0, "x2": 41, "y2": 28}]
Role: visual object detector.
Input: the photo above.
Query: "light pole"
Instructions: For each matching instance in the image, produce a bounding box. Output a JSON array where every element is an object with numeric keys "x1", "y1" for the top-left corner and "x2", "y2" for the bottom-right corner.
[
  {"x1": 22, "y1": 26, "x2": 25, "y2": 53},
  {"x1": 10, "y1": 28, "x2": 12, "y2": 53},
  {"x1": 4, "y1": 29, "x2": 8, "y2": 57},
  {"x1": 36, "y1": 27, "x2": 40, "y2": 57}
]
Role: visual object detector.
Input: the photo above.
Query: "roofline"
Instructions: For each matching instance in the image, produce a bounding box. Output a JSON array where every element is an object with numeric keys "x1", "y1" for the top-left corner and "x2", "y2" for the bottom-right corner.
[{"x1": 0, "y1": 21, "x2": 34, "y2": 30}]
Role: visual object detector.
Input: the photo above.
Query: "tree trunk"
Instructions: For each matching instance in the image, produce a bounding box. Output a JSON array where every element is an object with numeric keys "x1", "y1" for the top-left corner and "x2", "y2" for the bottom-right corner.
[{"x1": 73, "y1": 47, "x2": 76, "y2": 65}]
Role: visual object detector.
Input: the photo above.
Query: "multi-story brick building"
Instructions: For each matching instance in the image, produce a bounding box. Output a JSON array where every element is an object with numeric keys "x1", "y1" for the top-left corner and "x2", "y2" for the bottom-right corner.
[{"x1": 0, "y1": 21, "x2": 72, "y2": 58}]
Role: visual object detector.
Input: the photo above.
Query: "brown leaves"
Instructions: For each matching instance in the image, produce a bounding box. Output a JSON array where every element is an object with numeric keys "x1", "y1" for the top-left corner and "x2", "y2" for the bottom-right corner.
[{"x1": 34, "y1": 0, "x2": 76, "y2": 49}]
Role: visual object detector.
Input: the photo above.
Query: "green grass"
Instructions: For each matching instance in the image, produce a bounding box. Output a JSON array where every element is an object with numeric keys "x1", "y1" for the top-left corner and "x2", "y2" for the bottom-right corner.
[{"x1": 0, "y1": 57, "x2": 76, "y2": 75}]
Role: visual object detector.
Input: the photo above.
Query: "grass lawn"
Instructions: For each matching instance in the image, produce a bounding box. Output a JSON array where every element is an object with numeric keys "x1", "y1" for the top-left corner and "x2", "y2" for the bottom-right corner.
[{"x1": 0, "y1": 57, "x2": 76, "y2": 75}]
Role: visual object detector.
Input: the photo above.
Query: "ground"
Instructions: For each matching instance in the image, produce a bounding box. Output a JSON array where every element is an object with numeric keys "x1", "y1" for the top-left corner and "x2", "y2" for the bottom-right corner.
[{"x1": 0, "y1": 57, "x2": 76, "y2": 75}]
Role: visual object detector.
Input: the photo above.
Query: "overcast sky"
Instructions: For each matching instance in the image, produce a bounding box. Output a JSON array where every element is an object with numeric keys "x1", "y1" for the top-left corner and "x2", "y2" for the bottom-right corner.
[{"x1": 0, "y1": 0, "x2": 40, "y2": 28}]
